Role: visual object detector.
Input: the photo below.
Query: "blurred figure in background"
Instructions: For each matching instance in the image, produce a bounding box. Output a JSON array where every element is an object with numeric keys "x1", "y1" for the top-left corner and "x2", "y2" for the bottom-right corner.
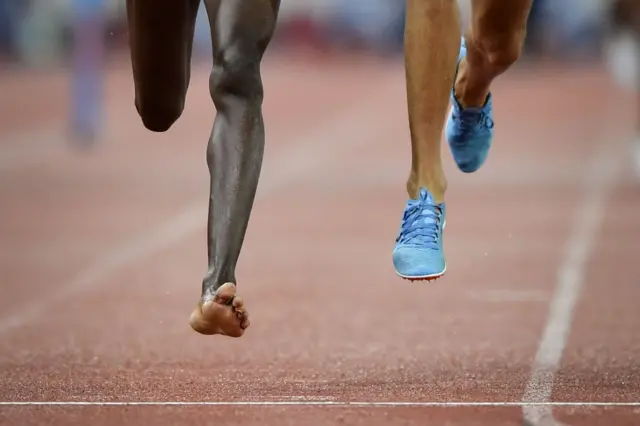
[
  {"x1": 543, "y1": 0, "x2": 607, "y2": 59},
  {"x1": 193, "y1": 1, "x2": 212, "y2": 57},
  {"x1": 0, "y1": 0, "x2": 27, "y2": 61},
  {"x1": 70, "y1": 0, "x2": 106, "y2": 146},
  {"x1": 522, "y1": 0, "x2": 546, "y2": 57},
  {"x1": 331, "y1": 0, "x2": 405, "y2": 54},
  {"x1": 393, "y1": 0, "x2": 532, "y2": 280},
  {"x1": 606, "y1": 0, "x2": 640, "y2": 177},
  {"x1": 13, "y1": 0, "x2": 64, "y2": 67}
]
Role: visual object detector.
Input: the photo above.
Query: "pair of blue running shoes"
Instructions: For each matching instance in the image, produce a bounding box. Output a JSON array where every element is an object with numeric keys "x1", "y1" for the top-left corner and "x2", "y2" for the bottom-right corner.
[{"x1": 393, "y1": 38, "x2": 494, "y2": 281}]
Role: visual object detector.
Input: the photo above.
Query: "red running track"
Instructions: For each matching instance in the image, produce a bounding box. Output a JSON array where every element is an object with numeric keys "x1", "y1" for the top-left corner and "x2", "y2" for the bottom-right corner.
[{"x1": 0, "y1": 53, "x2": 638, "y2": 426}]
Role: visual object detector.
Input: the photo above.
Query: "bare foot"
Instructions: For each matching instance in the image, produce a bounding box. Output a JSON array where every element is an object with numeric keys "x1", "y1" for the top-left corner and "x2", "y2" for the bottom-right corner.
[{"x1": 189, "y1": 282, "x2": 250, "y2": 337}]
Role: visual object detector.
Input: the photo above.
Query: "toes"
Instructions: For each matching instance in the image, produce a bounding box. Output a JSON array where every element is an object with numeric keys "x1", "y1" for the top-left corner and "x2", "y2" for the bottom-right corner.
[
  {"x1": 195, "y1": 283, "x2": 249, "y2": 337},
  {"x1": 232, "y1": 296, "x2": 244, "y2": 309},
  {"x1": 240, "y1": 316, "x2": 250, "y2": 329},
  {"x1": 213, "y1": 282, "x2": 237, "y2": 305},
  {"x1": 235, "y1": 306, "x2": 247, "y2": 322},
  {"x1": 232, "y1": 296, "x2": 245, "y2": 314}
]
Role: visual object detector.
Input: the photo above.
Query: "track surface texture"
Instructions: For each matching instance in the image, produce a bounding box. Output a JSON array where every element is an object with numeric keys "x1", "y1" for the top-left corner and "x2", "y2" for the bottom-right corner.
[{"x1": 0, "y1": 53, "x2": 639, "y2": 426}]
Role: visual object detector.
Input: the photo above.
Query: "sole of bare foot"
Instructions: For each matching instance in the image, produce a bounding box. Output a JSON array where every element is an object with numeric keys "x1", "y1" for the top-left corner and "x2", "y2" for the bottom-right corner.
[{"x1": 189, "y1": 282, "x2": 250, "y2": 337}]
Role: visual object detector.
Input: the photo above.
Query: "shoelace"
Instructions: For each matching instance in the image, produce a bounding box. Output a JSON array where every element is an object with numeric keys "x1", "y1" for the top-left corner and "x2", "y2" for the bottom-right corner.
[
  {"x1": 397, "y1": 202, "x2": 442, "y2": 249},
  {"x1": 451, "y1": 109, "x2": 494, "y2": 144}
]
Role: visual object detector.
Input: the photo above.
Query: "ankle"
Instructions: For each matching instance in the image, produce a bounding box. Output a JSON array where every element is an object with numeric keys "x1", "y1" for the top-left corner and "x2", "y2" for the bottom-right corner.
[
  {"x1": 407, "y1": 174, "x2": 447, "y2": 203},
  {"x1": 454, "y1": 59, "x2": 490, "y2": 109},
  {"x1": 202, "y1": 266, "x2": 236, "y2": 297}
]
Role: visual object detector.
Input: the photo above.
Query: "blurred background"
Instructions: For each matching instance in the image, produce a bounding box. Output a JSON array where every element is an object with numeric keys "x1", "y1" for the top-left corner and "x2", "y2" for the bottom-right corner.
[
  {"x1": 0, "y1": 0, "x2": 637, "y2": 146},
  {"x1": 0, "y1": 0, "x2": 637, "y2": 143}
]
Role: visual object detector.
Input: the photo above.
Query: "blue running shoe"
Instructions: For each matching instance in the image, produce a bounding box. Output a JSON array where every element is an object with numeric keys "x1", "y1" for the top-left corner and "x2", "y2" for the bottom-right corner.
[
  {"x1": 445, "y1": 38, "x2": 495, "y2": 173},
  {"x1": 393, "y1": 188, "x2": 446, "y2": 281}
]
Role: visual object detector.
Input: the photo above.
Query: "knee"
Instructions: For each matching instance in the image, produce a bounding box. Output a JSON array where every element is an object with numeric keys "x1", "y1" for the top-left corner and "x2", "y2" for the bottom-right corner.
[
  {"x1": 135, "y1": 97, "x2": 184, "y2": 133},
  {"x1": 209, "y1": 44, "x2": 264, "y2": 106},
  {"x1": 474, "y1": 30, "x2": 525, "y2": 73}
]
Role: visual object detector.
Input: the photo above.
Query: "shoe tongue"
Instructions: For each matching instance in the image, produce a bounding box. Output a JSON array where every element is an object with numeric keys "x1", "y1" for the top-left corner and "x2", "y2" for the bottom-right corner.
[
  {"x1": 406, "y1": 188, "x2": 436, "y2": 212},
  {"x1": 419, "y1": 188, "x2": 433, "y2": 204}
]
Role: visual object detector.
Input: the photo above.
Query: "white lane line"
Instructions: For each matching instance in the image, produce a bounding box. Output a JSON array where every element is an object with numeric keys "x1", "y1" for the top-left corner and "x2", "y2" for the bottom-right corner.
[
  {"x1": 0, "y1": 86, "x2": 395, "y2": 336},
  {"x1": 521, "y1": 148, "x2": 620, "y2": 425},
  {"x1": 0, "y1": 401, "x2": 638, "y2": 407}
]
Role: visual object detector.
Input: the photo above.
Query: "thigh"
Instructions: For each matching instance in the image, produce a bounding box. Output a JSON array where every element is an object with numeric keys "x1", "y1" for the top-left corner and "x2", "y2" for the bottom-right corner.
[
  {"x1": 126, "y1": 0, "x2": 201, "y2": 106},
  {"x1": 469, "y1": 0, "x2": 532, "y2": 41}
]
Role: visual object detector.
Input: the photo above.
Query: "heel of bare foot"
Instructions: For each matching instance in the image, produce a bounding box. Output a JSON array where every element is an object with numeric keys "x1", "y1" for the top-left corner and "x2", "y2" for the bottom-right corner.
[{"x1": 189, "y1": 282, "x2": 250, "y2": 337}]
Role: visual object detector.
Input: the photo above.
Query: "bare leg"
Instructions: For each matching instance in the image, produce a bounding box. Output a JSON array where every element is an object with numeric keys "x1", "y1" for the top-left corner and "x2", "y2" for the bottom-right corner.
[
  {"x1": 454, "y1": 0, "x2": 532, "y2": 108},
  {"x1": 126, "y1": 0, "x2": 200, "y2": 131},
  {"x1": 392, "y1": 0, "x2": 460, "y2": 282},
  {"x1": 404, "y1": 0, "x2": 460, "y2": 203},
  {"x1": 189, "y1": 0, "x2": 280, "y2": 337}
]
